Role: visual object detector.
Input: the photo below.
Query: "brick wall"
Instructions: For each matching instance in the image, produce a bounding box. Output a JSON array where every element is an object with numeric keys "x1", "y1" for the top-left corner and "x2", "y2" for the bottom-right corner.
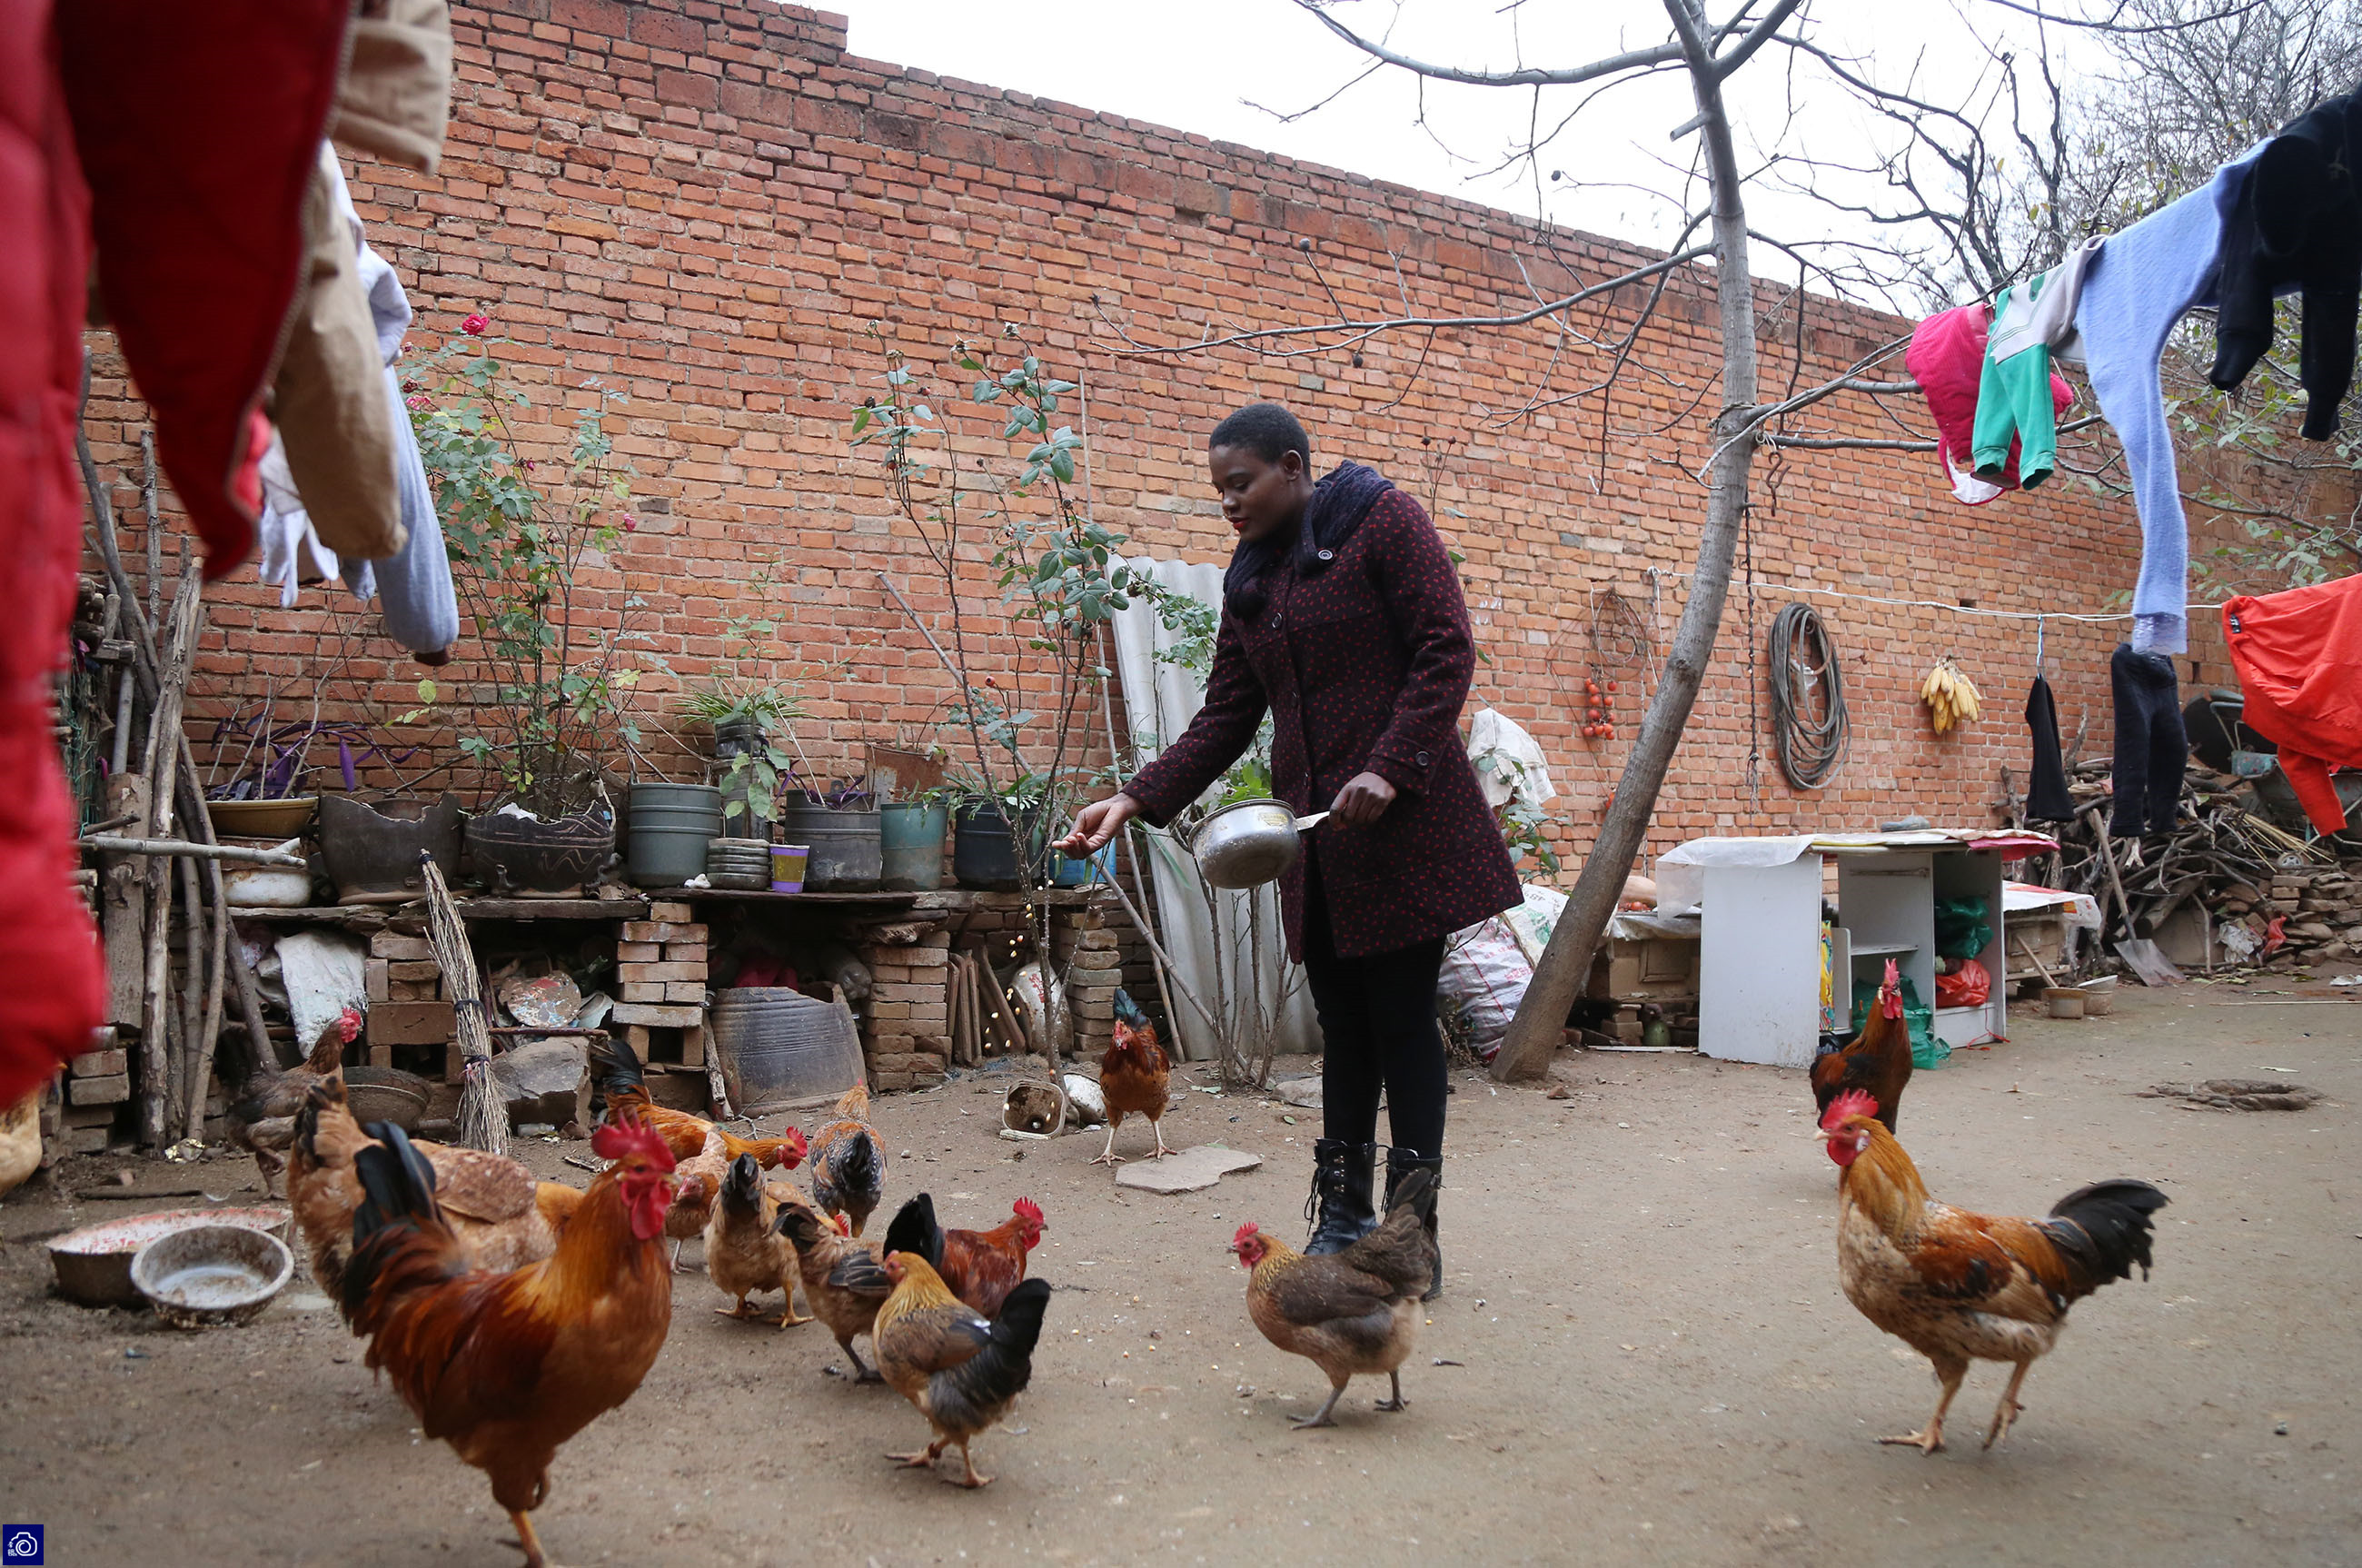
[{"x1": 74, "y1": 0, "x2": 2349, "y2": 876}]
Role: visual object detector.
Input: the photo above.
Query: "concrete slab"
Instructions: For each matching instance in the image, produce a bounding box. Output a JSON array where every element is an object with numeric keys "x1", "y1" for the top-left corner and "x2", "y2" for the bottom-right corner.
[{"x1": 1113, "y1": 1144, "x2": 1262, "y2": 1193}]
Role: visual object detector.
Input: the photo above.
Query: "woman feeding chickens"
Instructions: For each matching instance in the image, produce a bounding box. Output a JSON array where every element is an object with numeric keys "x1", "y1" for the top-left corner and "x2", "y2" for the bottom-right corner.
[{"x1": 1061, "y1": 402, "x2": 1520, "y2": 1296}]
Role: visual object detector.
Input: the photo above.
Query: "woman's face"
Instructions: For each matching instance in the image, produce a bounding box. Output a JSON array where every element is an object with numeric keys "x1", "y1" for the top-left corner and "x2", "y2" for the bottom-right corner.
[{"x1": 1208, "y1": 442, "x2": 1309, "y2": 545}]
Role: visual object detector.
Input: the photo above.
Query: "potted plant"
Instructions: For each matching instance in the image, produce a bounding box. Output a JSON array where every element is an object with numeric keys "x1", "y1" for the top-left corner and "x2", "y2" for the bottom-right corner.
[
  {"x1": 404, "y1": 319, "x2": 644, "y2": 894},
  {"x1": 779, "y1": 776, "x2": 882, "y2": 890},
  {"x1": 880, "y1": 779, "x2": 955, "y2": 891},
  {"x1": 679, "y1": 680, "x2": 806, "y2": 835}
]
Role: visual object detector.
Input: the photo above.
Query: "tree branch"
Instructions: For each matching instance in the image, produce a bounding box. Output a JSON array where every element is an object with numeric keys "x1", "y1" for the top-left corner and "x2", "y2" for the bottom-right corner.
[
  {"x1": 1288, "y1": 0, "x2": 1687, "y2": 87},
  {"x1": 1102, "y1": 245, "x2": 1715, "y2": 357}
]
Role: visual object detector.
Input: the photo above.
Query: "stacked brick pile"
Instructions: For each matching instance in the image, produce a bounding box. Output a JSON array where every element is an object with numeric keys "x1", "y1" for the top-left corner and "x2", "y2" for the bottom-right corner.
[
  {"x1": 615, "y1": 901, "x2": 710, "y2": 1067},
  {"x1": 47, "y1": 1037, "x2": 131, "y2": 1156},
  {"x1": 861, "y1": 922, "x2": 950, "y2": 1091},
  {"x1": 2221, "y1": 862, "x2": 2362, "y2": 967},
  {"x1": 367, "y1": 930, "x2": 454, "y2": 1072},
  {"x1": 1058, "y1": 907, "x2": 1124, "y2": 1059}
]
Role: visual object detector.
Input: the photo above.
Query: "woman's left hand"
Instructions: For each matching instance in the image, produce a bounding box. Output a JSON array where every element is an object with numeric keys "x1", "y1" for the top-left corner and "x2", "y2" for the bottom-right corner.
[{"x1": 1330, "y1": 770, "x2": 1398, "y2": 827}]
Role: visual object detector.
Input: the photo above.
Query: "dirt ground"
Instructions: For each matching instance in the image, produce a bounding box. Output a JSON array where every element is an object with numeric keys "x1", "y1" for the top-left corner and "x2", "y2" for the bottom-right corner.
[{"x1": 3, "y1": 978, "x2": 2357, "y2": 1568}]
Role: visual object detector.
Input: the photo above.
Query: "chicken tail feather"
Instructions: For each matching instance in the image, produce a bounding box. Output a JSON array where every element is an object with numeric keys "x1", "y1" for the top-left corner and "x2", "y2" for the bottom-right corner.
[
  {"x1": 883, "y1": 1193, "x2": 945, "y2": 1269},
  {"x1": 342, "y1": 1124, "x2": 464, "y2": 1326},
  {"x1": 2039, "y1": 1178, "x2": 2168, "y2": 1298},
  {"x1": 940, "y1": 1276, "x2": 1051, "y2": 1419}
]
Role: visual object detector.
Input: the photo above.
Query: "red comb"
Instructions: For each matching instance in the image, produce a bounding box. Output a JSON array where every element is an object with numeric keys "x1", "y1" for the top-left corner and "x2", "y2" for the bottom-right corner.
[
  {"x1": 591, "y1": 1115, "x2": 675, "y2": 1171},
  {"x1": 1231, "y1": 1220, "x2": 1260, "y2": 1247},
  {"x1": 1014, "y1": 1197, "x2": 1043, "y2": 1226},
  {"x1": 1881, "y1": 958, "x2": 1905, "y2": 1019},
  {"x1": 1821, "y1": 1089, "x2": 1880, "y2": 1132},
  {"x1": 338, "y1": 1007, "x2": 362, "y2": 1043}
]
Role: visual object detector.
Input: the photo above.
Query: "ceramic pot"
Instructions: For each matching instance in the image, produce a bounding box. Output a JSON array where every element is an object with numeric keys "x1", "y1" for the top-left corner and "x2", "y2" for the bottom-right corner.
[
  {"x1": 317, "y1": 793, "x2": 463, "y2": 905},
  {"x1": 465, "y1": 803, "x2": 616, "y2": 896}
]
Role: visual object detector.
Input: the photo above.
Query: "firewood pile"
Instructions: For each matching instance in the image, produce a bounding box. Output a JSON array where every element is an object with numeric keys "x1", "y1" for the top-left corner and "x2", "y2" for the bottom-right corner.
[{"x1": 2006, "y1": 759, "x2": 2360, "y2": 972}]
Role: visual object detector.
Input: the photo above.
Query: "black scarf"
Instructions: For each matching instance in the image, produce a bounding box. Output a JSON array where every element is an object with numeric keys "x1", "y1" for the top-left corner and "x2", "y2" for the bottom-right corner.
[{"x1": 1222, "y1": 461, "x2": 1393, "y2": 620}]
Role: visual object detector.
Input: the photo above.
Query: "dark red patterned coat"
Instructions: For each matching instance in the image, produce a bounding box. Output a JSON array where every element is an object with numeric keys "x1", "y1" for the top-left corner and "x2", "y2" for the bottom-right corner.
[{"x1": 1123, "y1": 485, "x2": 1522, "y2": 959}]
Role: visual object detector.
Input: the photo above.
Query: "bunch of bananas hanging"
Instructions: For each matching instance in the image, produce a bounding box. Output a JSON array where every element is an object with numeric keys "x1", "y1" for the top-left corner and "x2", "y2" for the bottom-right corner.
[{"x1": 1920, "y1": 658, "x2": 1982, "y2": 733}]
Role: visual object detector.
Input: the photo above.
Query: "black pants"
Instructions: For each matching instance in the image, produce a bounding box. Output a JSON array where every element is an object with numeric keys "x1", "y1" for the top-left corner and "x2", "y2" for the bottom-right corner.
[
  {"x1": 2110, "y1": 643, "x2": 2186, "y2": 836},
  {"x1": 1301, "y1": 858, "x2": 1447, "y2": 1159}
]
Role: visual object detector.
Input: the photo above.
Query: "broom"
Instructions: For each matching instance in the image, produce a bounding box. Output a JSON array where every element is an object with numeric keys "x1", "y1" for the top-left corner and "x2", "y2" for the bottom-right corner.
[{"x1": 420, "y1": 852, "x2": 507, "y2": 1156}]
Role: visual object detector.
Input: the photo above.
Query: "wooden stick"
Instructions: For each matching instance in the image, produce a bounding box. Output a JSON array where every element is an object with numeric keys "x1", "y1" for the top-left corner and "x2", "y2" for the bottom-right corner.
[
  {"x1": 970, "y1": 957, "x2": 994, "y2": 1057},
  {"x1": 962, "y1": 957, "x2": 984, "y2": 1065},
  {"x1": 79, "y1": 836, "x2": 307, "y2": 867},
  {"x1": 2011, "y1": 934, "x2": 2058, "y2": 990},
  {"x1": 171, "y1": 855, "x2": 203, "y2": 1139},
  {"x1": 135, "y1": 562, "x2": 201, "y2": 1147},
  {"x1": 977, "y1": 948, "x2": 1034, "y2": 1058}
]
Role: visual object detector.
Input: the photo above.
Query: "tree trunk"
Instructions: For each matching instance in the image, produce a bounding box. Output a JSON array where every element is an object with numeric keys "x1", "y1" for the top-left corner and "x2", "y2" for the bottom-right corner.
[{"x1": 1495, "y1": 0, "x2": 1762, "y2": 1081}]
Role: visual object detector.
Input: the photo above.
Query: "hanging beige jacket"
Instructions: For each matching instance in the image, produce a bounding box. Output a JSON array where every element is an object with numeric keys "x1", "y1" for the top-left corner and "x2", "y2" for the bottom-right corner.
[
  {"x1": 271, "y1": 142, "x2": 406, "y2": 561},
  {"x1": 332, "y1": 0, "x2": 452, "y2": 174}
]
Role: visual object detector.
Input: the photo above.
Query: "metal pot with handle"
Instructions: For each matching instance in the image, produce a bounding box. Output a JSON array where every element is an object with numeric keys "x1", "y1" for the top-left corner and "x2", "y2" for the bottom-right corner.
[{"x1": 1176, "y1": 798, "x2": 1329, "y2": 889}]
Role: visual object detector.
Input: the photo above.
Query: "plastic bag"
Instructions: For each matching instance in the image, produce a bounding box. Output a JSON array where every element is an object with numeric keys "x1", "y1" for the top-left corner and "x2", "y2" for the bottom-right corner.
[
  {"x1": 1933, "y1": 894, "x2": 1994, "y2": 960},
  {"x1": 1438, "y1": 886, "x2": 1569, "y2": 1059},
  {"x1": 1934, "y1": 958, "x2": 1990, "y2": 1008}
]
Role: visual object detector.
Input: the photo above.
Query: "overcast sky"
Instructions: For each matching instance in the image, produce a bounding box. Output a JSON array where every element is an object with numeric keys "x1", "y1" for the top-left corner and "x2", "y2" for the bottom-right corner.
[{"x1": 826, "y1": 0, "x2": 2101, "y2": 307}]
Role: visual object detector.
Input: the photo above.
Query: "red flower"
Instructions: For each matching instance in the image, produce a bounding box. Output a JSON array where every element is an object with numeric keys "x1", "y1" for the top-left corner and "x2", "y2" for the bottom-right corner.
[
  {"x1": 404, "y1": 395, "x2": 431, "y2": 411},
  {"x1": 461, "y1": 313, "x2": 491, "y2": 336},
  {"x1": 620, "y1": 514, "x2": 638, "y2": 531}
]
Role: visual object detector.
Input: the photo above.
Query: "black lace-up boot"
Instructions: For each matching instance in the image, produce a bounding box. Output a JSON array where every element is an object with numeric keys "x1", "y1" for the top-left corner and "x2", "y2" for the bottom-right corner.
[
  {"x1": 1384, "y1": 1149, "x2": 1444, "y2": 1300},
  {"x1": 1304, "y1": 1138, "x2": 1377, "y2": 1254}
]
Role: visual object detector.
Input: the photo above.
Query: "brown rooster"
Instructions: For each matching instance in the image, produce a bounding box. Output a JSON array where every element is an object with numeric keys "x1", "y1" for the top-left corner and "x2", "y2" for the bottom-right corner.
[
  {"x1": 1811, "y1": 958, "x2": 1912, "y2": 1133},
  {"x1": 339, "y1": 1116, "x2": 677, "y2": 1568},
  {"x1": 289, "y1": 1079, "x2": 580, "y2": 1296},
  {"x1": 1228, "y1": 1167, "x2": 1436, "y2": 1428},
  {"x1": 705, "y1": 1153, "x2": 808, "y2": 1326},
  {"x1": 873, "y1": 1252, "x2": 1051, "y2": 1488},
  {"x1": 662, "y1": 1124, "x2": 731, "y2": 1274},
  {"x1": 1821, "y1": 1089, "x2": 2167, "y2": 1453},
  {"x1": 882, "y1": 1193, "x2": 1045, "y2": 1318},
  {"x1": 776, "y1": 1203, "x2": 894, "y2": 1381},
  {"x1": 806, "y1": 1083, "x2": 884, "y2": 1237},
  {"x1": 1092, "y1": 988, "x2": 1171, "y2": 1166},
  {"x1": 600, "y1": 1033, "x2": 807, "y2": 1170},
  {"x1": 228, "y1": 1006, "x2": 359, "y2": 1196}
]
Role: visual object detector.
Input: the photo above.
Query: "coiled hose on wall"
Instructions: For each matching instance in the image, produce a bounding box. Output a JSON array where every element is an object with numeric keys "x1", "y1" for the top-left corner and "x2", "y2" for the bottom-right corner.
[{"x1": 1770, "y1": 601, "x2": 1848, "y2": 789}]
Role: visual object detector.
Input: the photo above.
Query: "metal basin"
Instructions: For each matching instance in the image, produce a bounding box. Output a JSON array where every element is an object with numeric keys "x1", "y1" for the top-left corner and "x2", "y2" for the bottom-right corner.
[
  {"x1": 131, "y1": 1224, "x2": 293, "y2": 1328},
  {"x1": 1185, "y1": 798, "x2": 1327, "y2": 890},
  {"x1": 48, "y1": 1206, "x2": 291, "y2": 1307}
]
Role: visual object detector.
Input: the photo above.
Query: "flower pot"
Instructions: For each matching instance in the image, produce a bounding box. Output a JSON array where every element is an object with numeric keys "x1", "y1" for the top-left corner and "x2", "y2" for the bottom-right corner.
[
  {"x1": 626, "y1": 783, "x2": 723, "y2": 888},
  {"x1": 712, "y1": 717, "x2": 767, "y2": 759},
  {"x1": 769, "y1": 843, "x2": 809, "y2": 893},
  {"x1": 317, "y1": 793, "x2": 463, "y2": 906},
  {"x1": 465, "y1": 803, "x2": 616, "y2": 896},
  {"x1": 776, "y1": 801, "x2": 883, "y2": 890},
  {"x1": 1050, "y1": 841, "x2": 1114, "y2": 888},
  {"x1": 954, "y1": 801, "x2": 1042, "y2": 891},
  {"x1": 205, "y1": 796, "x2": 318, "y2": 839},
  {"x1": 878, "y1": 802, "x2": 948, "y2": 891}
]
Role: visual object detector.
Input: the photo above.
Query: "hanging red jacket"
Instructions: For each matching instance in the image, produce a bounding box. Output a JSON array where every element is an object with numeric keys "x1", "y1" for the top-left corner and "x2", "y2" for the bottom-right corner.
[
  {"x1": 2223, "y1": 574, "x2": 2362, "y2": 834},
  {"x1": 1905, "y1": 303, "x2": 2074, "y2": 504},
  {"x1": 0, "y1": 0, "x2": 105, "y2": 1105}
]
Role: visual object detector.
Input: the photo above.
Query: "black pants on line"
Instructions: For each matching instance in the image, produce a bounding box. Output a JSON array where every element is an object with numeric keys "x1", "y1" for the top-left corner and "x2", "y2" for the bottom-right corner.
[
  {"x1": 1301, "y1": 859, "x2": 1447, "y2": 1160},
  {"x1": 2110, "y1": 643, "x2": 2186, "y2": 836}
]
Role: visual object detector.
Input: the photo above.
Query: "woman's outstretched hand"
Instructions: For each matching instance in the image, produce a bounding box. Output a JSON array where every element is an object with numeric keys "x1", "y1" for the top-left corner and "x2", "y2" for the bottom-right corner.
[
  {"x1": 1329, "y1": 771, "x2": 1397, "y2": 827},
  {"x1": 1058, "y1": 793, "x2": 1141, "y2": 854}
]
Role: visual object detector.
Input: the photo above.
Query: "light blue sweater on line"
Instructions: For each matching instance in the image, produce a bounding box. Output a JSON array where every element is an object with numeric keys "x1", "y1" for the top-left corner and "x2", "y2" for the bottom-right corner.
[{"x1": 2071, "y1": 145, "x2": 2264, "y2": 656}]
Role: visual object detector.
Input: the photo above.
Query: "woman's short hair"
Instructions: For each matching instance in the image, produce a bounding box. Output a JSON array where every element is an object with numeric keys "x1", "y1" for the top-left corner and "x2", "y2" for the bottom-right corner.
[{"x1": 1209, "y1": 402, "x2": 1310, "y2": 465}]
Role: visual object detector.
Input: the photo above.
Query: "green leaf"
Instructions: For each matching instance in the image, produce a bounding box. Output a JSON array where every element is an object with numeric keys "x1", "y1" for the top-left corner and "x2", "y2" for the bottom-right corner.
[
  {"x1": 852, "y1": 406, "x2": 871, "y2": 433},
  {"x1": 417, "y1": 678, "x2": 438, "y2": 703}
]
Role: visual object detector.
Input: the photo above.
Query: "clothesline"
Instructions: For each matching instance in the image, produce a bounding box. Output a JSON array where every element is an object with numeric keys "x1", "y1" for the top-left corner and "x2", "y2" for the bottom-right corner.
[{"x1": 1646, "y1": 568, "x2": 2228, "y2": 625}]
